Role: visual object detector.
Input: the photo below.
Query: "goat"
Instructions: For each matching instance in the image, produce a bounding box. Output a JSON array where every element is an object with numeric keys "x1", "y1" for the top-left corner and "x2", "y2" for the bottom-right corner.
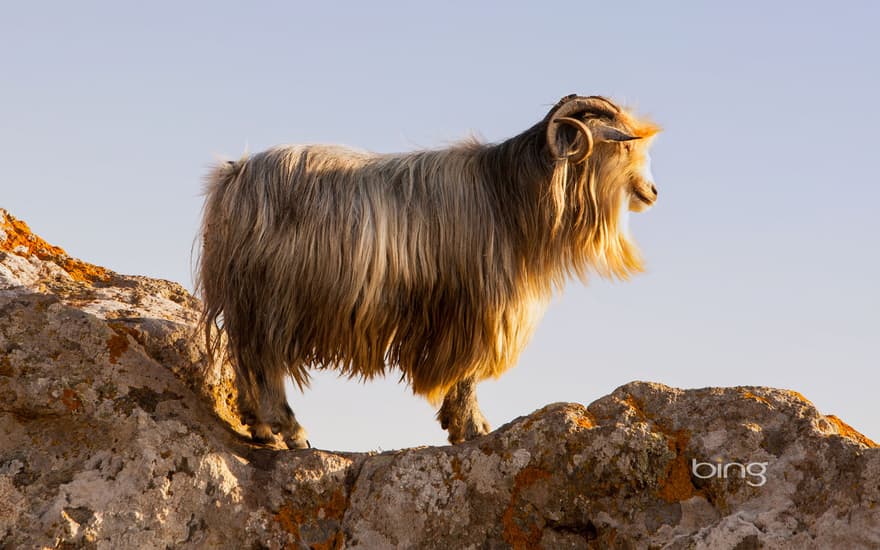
[{"x1": 197, "y1": 94, "x2": 660, "y2": 447}]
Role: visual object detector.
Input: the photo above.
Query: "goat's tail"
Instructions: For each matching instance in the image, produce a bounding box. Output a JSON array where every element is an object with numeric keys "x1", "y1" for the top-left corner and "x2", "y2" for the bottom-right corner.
[{"x1": 196, "y1": 156, "x2": 247, "y2": 364}]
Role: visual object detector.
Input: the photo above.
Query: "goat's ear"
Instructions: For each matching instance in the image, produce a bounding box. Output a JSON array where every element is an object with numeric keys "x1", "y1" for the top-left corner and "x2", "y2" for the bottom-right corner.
[{"x1": 593, "y1": 125, "x2": 640, "y2": 143}]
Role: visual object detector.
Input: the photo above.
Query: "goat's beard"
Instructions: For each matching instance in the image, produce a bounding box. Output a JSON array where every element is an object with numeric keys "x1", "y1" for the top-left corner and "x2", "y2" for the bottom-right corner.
[{"x1": 582, "y1": 183, "x2": 644, "y2": 281}]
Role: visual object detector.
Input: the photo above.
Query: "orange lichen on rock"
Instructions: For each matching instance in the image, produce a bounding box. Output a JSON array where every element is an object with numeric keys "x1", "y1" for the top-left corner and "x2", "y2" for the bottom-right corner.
[
  {"x1": 741, "y1": 390, "x2": 774, "y2": 408},
  {"x1": 274, "y1": 502, "x2": 303, "y2": 541},
  {"x1": 621, "y1": 394, "x2": 699, "y2": 503},
  {"x1": 783, "y1": 390, "x2": 815, "y2": 407},
  {"x1": 825, "y1": 415, "x2": 877, "y2": 448},
  {"x1": 502, "y1": 466, "x2": 552, "y2": 550},
  {"x1": 574, "y1": 413, "x2": 595, "y2": 429},
  {"x1": 450, "y1": 456, "x2": 466, "y2": 481},
  {"x1": 106, "y1": 332, "x2": 129, "y2": 364},
  {"x1": 274, "y1": 489, "x2": 347, "y2": 549},
  {"x1": 561, "y1": 403, "x2": 596, "y2": 429},
  {"x1": 319, "y1": 488, "x2": 348, "y2": 522},
  {"x1": 657, "y1": 428, "x2": 698, "y2": 503},
  {"x1": 109, "y1": 322, "x2": 145, "y2": 347},
  {"x1": 60, "y1": 388, "x2": 84, "y2": 413},
  {"x1": 0, "y1": 211, "x2": 111, "y2": 284},
  {"x1": 623, "y1": 395, "x2": 649, "y2": 423}
]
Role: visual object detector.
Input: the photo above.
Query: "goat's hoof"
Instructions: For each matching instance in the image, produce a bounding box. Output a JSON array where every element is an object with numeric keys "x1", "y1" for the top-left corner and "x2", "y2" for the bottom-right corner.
[
  {"x1": 282, "y1": 424, "x2": 310, "y2": 450},
  {"x1": 447, "y1": 417, "x2": 492, "y2": 444},
  {"x1": 285, "y1": 435, "x2": 311, "y2": 450},
  {"x1": 249, "y1": 422, "x2": 275, "y2": 444},
  {"x1": 283, "y1": 427, "x2": 310, "y2": 449}
]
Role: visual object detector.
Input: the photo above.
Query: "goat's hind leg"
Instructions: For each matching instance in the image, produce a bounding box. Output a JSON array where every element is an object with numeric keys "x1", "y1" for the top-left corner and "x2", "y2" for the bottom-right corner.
[
  {"x1": 260, "y1": 367, "x2": 309, "y2": 449},
  {"x1": 236, "y1": 363, "x2": 309, "y2": 449},
  {"x1": 438, "y1": 377, "x2": 491, "y2": 444}
]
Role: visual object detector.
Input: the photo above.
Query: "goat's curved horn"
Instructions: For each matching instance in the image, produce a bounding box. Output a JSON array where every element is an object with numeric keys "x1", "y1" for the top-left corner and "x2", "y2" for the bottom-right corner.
[
  {"x1": 593, "y1": 125, "x2": 640, "y2": 143},
  {"x1": 584, "y1": 95, "x2": 621, "y2": 113},
  {"x1": 547, "y1": 116, "x2": 594, "y2": 164},
  {"x1": 546, "y1": 95, "x2": 622, "y2": 163},
  {"x1": 551, "y1": 95, "x2": 621, "y2": 121}
]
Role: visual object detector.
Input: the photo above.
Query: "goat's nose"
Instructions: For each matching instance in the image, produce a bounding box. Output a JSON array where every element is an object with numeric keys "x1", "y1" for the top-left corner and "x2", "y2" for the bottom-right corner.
[{"x1": 650, "y1": 184, "x2": 658, "y2": 196}]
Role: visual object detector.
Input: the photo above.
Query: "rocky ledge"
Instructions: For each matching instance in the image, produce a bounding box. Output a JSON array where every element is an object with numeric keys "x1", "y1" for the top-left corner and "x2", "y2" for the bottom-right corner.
[{"x1": 0, "y1": 208, "x2": 877, "y2": 549}]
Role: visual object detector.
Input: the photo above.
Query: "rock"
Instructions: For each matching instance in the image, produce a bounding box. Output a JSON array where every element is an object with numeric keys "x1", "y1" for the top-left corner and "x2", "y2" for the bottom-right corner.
[{"x1": 0, "y1": 208, "x2": 877, "y2": 549}]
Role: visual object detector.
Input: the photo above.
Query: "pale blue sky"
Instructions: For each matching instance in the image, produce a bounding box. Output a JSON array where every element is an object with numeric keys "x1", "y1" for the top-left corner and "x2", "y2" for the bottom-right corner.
[{"x1": 3, "y1": 2, "x2": 878, "y2": 450}]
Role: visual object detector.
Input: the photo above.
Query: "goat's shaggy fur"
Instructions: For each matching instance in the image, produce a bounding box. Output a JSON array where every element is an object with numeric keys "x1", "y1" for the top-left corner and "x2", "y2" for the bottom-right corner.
[{"x1": 198, "y1": 94, "x2": 659, "y2": 446}]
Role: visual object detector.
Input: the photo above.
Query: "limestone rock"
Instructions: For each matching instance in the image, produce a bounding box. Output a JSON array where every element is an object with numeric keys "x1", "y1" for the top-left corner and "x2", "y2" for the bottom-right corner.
[{"x1": 1, "y1": 208, "x2": 877, "y2": 549}]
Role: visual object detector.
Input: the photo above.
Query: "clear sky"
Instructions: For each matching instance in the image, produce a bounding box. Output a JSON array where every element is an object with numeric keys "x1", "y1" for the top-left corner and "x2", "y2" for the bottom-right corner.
[{"x1": 2, "y1": 2, "x2": 878, "y2": 451}]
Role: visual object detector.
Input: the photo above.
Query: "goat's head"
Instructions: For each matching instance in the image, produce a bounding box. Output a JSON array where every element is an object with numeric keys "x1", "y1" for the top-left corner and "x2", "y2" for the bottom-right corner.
[{"x1": 546, "y1": 94, "x2": 660, "y2": 213}]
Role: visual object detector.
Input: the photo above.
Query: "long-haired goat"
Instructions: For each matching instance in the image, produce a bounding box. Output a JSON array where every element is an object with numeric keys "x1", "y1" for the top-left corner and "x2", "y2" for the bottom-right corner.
[{"x1": 198, "y1": 94, "x2": 660, "y2": 447}]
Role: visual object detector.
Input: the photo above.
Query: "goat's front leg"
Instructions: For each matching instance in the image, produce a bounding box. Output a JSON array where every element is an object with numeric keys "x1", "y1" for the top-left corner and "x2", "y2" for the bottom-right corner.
[{"x1": 437, "y1": 377, "x2": 491, "y2": 444}]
